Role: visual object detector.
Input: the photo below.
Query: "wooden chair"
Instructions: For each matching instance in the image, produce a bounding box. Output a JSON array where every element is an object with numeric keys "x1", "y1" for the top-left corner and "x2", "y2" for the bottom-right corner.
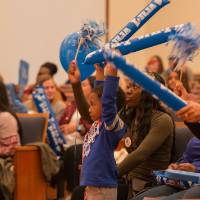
[
  {"x1": 16, "y1": 113, "x2": 48, "y2": 144},
  {"x1": 14, "y1": 113, "x2": 52, "y2": 200},
  {"x1": 14, "y1": 146, "x2": 46, "y2": 200}
]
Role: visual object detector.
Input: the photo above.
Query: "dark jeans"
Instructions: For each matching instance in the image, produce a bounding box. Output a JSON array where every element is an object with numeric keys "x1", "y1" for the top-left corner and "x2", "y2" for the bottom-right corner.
[
  {"x1": 63, "y1": 144, "x2": 83, "y2": 192},
  {"x1": 133, "y1": 185, "x2": 200, "y2": 200},
  {"x1": 51, "y1": 144, "x2": 83, "y2": 199}
]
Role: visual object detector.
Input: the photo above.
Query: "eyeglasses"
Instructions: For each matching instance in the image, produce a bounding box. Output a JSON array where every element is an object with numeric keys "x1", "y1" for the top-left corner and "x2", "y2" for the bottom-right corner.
[
  {"x1": 132, "y1": 83, "x2": 140, "y2": 89},
  {"x1": 127, "y1": 81, "x2": 141, "y2": 90}
]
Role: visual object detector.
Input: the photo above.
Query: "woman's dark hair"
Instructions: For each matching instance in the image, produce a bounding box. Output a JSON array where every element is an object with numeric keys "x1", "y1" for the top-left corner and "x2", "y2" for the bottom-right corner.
[
  {"x1": 0, "y1": 80, "x2": 23, "y2": 139},
  {"x1": 41, "y1": 62, "x2": 58, "y2": 76},
  {"x1": 155, "y1": 55, "x2": 164, "y2": 74},
  {"x1": 92, "y1": 85, "x2": 125, "y2": 112},
  {"x1": 36, "y1": 74, "x2": 52, "y2": 85},
  {"x1": 129, "y1": 73, "x2": 174, "y2": 147}
]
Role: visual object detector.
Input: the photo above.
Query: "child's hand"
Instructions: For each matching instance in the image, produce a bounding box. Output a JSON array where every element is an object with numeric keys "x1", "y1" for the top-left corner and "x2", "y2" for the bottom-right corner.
[
  {"x1": 94, "y1": 64, "x2": 104, "y2": 81},
  {"x1": 105, "y1": 63, "x2": 117, "y2": 77},
  {"x1": 68, "y1": 60, "x2": 81, "y2": 84}
]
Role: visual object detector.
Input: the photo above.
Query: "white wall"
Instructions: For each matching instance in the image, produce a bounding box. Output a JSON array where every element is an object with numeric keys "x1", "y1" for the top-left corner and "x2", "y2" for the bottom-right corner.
[
  {"x1": 0, "y1": 0, "x2": 105, "y2": 84},
  {"x1": 109, "y1": 0, "x2": 147, "y2": 68},
  {"x1": 109, "y1": 0, "x2": 200, "y2": 73}
]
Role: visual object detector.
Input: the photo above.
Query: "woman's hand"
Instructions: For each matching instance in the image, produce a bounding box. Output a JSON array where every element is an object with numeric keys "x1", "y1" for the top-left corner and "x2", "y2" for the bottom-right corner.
[
  {"x1": 168, "y1": 163, "x2": 179, "y2": 170},
  {"x1": 176, "y1": 101, "x2": 200, "y2": 122},
  {"x1": 68, "y1": 60, "x2": 81, "y2": 84},
  {"x1": 60, "y1": 123, "x2": 76, "y2": 135},
  {"x1": 173, "y1": 81, "x2": 189, "y2": 100},
  {"x1": 178, "y1": 163, "x2": 197, "y2": 172}
]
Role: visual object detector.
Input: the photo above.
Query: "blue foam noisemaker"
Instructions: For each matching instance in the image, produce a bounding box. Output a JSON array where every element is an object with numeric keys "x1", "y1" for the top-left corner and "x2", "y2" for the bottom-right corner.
[{"x1": 104, "y1": 50, "x2": 187, "y2": 111}]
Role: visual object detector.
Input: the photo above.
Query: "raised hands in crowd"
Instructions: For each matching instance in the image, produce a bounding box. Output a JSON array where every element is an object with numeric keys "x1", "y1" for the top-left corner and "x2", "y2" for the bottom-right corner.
[{"x1": 173, "y1": 81, "x2": 200, "y2": 122}]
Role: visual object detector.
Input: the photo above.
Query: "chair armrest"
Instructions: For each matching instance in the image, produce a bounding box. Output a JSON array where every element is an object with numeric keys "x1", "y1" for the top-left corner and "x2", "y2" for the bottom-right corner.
[{"x1": 15, "y1": 146, "x2": 38, "y2": 151}]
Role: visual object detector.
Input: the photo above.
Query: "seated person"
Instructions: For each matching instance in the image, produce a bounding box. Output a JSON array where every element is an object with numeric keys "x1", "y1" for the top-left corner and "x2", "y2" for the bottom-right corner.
[
  {"x1": 59, "y1": 76, "x2": 95, "y2": 146},
  {"x1": 163, "y1": 56, "x2": 192, "y2": 92},
  {"x1": 133, "y1": 136, "x2": 200, "y2": 200},
  {"x1": 145, "y1": 55, "x2": 164, "y2": 75},
  {"x1": 0, "y1": 79, "x2": 21, "y2": 156},
  {"x1": 134, "y1": 78, "x2": 200, "y2": 200},
  {"x1": 25, "y1": 75, "x2": 66, "y2": 121},
  {"x1": 0, "y1": 79, "x2": 22, "y2": 199},
  {"x1": 23, "y1": 62, "x2": 58, "y2": 100}
]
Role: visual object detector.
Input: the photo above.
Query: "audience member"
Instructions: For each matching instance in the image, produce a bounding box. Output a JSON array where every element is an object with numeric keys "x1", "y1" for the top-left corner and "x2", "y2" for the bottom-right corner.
[
  {"x1": 164, "y1": 56, "x2": 192, "y2": 92},
  {"x1": 0, "y1": 79, "x2": 21, "y2": 156},
  {"x1": 145, "y1": 55, "x2": 164, "y2": 75},
  {"x1": 133, "y1": 136, "x2": 200, "y2": 200},
  {"x1": 25, "y1": 75, "x2": 66, "y2": 121},
  {"x1": 23, "y1": 62, "x2": 59, "y2": 100},
  {"x1": 117, "y1": 72, "x2": 174, "y2": 197},
  {"x1": 59, "y1": 76, "x2": 95, "y2": 146},
  {"x1": 36, "y1": 62, "x2": 58, "y2": 81}
]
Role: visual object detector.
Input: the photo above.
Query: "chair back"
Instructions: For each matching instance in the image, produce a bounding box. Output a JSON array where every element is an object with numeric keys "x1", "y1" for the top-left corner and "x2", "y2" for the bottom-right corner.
[
  {"x1": 17, "y1": 113, "x2": 48, "y2": 145},
  {"x1": 171, "y1": 122, "x2": 193, "y2": 162}
]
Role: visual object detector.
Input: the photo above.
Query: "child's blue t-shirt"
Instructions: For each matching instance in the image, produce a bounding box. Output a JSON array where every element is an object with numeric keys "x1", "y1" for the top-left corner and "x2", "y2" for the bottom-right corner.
[{"x1": 80, "y1": 76, "x2": 127, "y2": 187}]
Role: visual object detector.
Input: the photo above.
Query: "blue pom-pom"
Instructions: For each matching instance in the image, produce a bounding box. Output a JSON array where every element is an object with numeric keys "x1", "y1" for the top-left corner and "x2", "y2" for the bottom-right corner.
[
  {"x1": 60, "y1": 20, "x2": 105, "y2": 80},
  {"x1": 80, "y1": 20, "x2": 105, "y2": 47},
  {"x1": 169, "y1": 23, "x2": 200, "y2": 70}
]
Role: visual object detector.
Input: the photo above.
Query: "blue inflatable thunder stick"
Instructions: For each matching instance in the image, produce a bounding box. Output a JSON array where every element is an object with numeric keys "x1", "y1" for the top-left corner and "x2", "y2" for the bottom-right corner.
[
  {"x1": 60, "y1": 1, "x2": 169, "y2": 80},
  {"x1": 32, "y1": 86, "x2": 66, "y2": 156},
  {"x1": 85, "y1": 24, "x2": 184, "y2": 65},
  {"x1": 110, "y1": 0, "x2": 170, "y2": 43},
  {"x1": 104, "y1": 51, "x2": 187, "y2": 111}
]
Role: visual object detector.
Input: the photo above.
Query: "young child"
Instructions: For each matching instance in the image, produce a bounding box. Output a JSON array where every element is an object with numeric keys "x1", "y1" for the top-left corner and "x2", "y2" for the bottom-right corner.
[{"x1": 79, "y1": 63, "x2": 127, "y2": 200}]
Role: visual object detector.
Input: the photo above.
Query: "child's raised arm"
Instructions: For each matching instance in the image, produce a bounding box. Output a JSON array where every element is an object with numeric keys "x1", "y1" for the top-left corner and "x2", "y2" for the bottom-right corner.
[
  {"x1": 68, "y1": 60, "x2": 92, "y2": 123},
  {"x1": 102, "y1": 63, "x2": 124, "y2": 132},
  {"x1": 94, "y1": 64, "x2": 104, "y2": 88},
  {"x1": 94, "y1": 64, "x2": 104, "y2": 81}
]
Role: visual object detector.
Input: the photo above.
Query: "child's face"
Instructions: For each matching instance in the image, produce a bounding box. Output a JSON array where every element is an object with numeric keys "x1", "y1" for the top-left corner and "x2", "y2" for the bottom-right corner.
[{"x1": 88, "y1": 92, "x2": 102, "y2": 121}]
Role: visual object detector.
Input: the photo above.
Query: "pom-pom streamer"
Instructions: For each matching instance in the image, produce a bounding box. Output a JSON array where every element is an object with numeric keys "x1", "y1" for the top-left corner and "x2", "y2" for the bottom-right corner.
[{"x1": 169, "y1": 23, "x2": 200, "y2": 71}]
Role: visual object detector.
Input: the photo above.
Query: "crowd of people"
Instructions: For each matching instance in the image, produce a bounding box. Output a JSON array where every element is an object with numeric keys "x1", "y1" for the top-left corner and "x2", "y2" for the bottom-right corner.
[{"x1": 1, "y1": 54, "x2": 200, "y2": 200}]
